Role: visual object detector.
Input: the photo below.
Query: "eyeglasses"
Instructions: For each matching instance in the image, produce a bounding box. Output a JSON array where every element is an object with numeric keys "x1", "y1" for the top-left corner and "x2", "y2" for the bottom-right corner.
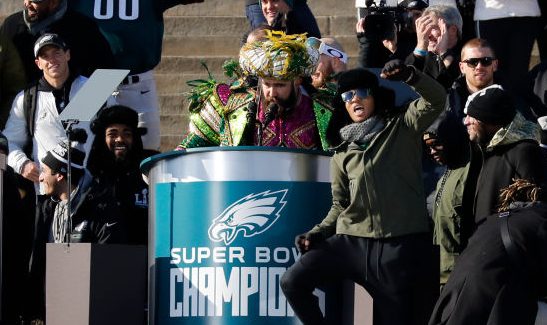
[
  {"x1": 462, "y1": 57, "x2": 495, "y2": 68},
  {"x1": 341, "y1": 88, "x2": 371, "y2": 102}
]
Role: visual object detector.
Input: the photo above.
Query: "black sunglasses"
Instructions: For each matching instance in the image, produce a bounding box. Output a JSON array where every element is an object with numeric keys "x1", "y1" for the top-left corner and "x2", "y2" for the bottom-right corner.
[{"x1": 462, "y1": 57, "x2": 495, "y2": 68}]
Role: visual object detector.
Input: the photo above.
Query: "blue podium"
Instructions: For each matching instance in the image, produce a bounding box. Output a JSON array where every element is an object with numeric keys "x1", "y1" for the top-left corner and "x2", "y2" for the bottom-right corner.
[{"x1": 141, "y1": 147, "x2": 343, "y2": 325}]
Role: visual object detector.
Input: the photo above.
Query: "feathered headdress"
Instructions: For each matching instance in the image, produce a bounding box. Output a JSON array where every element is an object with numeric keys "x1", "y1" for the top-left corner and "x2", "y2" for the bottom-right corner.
[{"x1": 239, "y1": 30, "x2": 319, "y2": 81}]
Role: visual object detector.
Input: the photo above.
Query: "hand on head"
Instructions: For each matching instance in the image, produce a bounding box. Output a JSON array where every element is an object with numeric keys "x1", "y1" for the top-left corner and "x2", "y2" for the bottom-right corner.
[
  {"x1": 414, "y1": 14, "x2": 435, "y2": 51},
  {"x1": 433, "y1": 17, "x2": 449, "y2": 55}
]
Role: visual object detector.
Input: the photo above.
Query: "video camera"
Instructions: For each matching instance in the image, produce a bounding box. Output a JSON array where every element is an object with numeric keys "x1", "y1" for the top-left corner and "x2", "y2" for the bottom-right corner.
[{"x1": 357, "y1": 0, "x2": 429, "y2": 40}]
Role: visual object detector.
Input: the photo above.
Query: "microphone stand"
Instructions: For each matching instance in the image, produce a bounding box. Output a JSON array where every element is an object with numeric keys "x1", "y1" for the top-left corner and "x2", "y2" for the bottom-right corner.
[{"x1": 63, "y1": 119, "x2": 80, "y2": 247}]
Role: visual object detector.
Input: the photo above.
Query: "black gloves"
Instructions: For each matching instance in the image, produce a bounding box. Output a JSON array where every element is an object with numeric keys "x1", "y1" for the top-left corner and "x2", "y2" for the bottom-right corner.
[
  {"x1": 294, "y1": 232, "x2": 326, "y2": 254},
  {"x1": 380, "y1": 59, "x2": 414, "y2": 82}
]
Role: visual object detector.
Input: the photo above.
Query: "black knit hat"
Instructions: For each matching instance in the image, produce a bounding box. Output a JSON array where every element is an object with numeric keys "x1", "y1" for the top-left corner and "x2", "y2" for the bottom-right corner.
[
  {"x1": 42, "y1": 141, "x2": 86, "y2": 174},
  {"x1": 464, "y1": 84, "x2": 516, "y2": 126},
  {"x1": 90, "y1": 105, "x2": 146, "y2": 135},
  {"x1": 337, "y1": 68, "x2": 379, "y2": 95}
]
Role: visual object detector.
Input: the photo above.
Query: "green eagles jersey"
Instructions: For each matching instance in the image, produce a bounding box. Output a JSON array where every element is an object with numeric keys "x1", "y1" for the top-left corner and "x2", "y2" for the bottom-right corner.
[{"x1": 69, "y1": 0, "x2": 201, "y2": 73}]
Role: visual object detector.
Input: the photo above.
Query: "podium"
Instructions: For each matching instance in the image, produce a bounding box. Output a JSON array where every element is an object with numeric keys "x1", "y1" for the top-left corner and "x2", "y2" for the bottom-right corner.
[
  {"x1": 141, "y1": 147, "x2": 349, "y2": 325},
  {"x1": 46, "y1": 243, "x2": 146, "y2": 325}
]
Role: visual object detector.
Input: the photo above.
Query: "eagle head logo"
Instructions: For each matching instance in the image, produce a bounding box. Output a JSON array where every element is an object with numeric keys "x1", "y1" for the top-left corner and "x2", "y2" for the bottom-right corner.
[{"x1": 208, "y1": 189, "x2": 288, "y2": 245}]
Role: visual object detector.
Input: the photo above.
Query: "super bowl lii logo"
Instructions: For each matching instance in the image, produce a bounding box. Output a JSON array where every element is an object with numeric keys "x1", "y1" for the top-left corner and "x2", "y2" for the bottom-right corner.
[{"x1": 208, "y1": 190, "x2": 288, "y2": 245}]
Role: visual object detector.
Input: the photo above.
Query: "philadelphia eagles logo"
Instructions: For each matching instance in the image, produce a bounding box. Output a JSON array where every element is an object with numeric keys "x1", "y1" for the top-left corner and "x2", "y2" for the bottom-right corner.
[{"x1": 208, "y1": 190, "x2": 288, "y2": 245}]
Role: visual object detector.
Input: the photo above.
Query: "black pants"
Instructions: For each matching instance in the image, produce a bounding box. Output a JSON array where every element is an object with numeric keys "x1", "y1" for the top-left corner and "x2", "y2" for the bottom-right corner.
[{"x1": 281, "y1": 233, "x2": 437, "y2": 325}]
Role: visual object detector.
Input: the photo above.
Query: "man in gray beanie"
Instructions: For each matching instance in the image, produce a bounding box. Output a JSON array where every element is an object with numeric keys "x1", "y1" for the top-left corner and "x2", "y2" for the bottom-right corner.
[{"x1": 463, "y1": 84, "x2": 545, "y2": 225}]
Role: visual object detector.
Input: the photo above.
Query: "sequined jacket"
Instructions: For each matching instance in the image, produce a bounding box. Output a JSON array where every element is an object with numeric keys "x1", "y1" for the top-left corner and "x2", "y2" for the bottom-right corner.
[{"x1": 176, "y1": 82, "x2": 335, "y2": 151}]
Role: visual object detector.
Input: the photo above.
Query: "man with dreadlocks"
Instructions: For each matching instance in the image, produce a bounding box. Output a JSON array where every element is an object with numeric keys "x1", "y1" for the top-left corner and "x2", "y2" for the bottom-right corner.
[
  {"x1": 429, "y1": 179, "x2": 547, "y2": 325},
  {"x1": 176, "y1": 30, "x2": 334, "y2": 151}
]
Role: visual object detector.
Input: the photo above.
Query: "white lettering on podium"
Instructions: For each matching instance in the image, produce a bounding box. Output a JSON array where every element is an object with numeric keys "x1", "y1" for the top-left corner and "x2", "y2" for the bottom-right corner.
[
  {"x1": 168, "y1": 247, "x2": 321, "y2": 318},
  {"x1": 170, "y1": 266, "x2": 315, "y2": 317},
  {"x1": 170, "y1": 246, "x2": 246, "y2": 264},
  {"x1": 255, "y1": 246, "x2": 301, "y2": 263}
]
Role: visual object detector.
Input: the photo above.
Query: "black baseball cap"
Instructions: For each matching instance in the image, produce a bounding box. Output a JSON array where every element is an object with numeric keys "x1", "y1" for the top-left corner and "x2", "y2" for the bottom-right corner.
[{"x1": 33, "y1": 33, "x2": 68, "y2": 58}]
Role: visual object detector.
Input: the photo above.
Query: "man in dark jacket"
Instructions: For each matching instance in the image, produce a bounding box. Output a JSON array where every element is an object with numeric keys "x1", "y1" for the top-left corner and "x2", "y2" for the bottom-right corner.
[
  {"x1": 246, "y1": 0, "x2": 321, "y2": 38},
  {"x1": 447, "y1": 38, "x2": 498, "y2": 122},
  {"x1": 463, "y1": 84, "x2": 545, "y2": 225},
  {"x1": 405, "y1": 5, "x2": 463, "y2": 89},
  {"x1": 88, "y1": 105, "x2": 149, "y2": 245},
  {"x1": 0, "y1": 0, "x2": 114, "y2": 81},
  {"x1": 429, "y1": 179, "x2": 547, "y2": 325},
  {"x1": 28, "y1": 139, "x2": 126, "y2": 322},
  {"x1": 451, "y1": 38, "x2": 544, "y2": 122}
]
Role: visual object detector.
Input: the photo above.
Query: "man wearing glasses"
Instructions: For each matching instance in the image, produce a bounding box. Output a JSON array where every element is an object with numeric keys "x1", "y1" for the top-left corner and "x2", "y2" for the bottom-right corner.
[
  {"x1": 446, "y1": 38, "x2": 498, "y2": 123},
  {"x1": 455, "y1": 38, "x2": 543, "y2": 121}
]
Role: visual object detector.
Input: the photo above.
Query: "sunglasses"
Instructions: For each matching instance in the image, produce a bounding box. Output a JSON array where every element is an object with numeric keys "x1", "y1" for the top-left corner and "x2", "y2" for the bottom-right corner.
[
  {"x1": 341, "y1": 88, "x2": 371, "y2": 102},
  {"x1": 462, "y1": 57, "x2": 495, "y2": 68}
]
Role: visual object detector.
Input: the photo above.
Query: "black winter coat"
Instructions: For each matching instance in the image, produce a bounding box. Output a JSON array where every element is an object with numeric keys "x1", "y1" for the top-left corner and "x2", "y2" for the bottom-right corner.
[
  {"x1": 429, "y1": 202, "x2": 547, "y2": 325},
  {"x1": 472, "y1": 139, "x2": 545, "y2": 223}
]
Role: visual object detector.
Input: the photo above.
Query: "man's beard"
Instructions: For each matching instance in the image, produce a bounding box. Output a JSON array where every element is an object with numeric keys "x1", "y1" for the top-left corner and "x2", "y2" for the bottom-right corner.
[
  {"x1": 24, "y1": 7, "x2": 46, "y2": 23},
  {"x1": 263, "y1": 86, "x2": 298, "y2": 115}
]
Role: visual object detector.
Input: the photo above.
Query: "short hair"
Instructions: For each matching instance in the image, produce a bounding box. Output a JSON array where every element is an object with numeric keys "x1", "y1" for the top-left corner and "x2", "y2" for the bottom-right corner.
[
  {"x1": 460, "y1": 38, "x2": 497, "y2": 59},
  {"x1": 423, "y1": 5, "x2": 463, "y2": 38},
  {"x1": 245, "y1": 24, "x2": 276, "y2": 44}
]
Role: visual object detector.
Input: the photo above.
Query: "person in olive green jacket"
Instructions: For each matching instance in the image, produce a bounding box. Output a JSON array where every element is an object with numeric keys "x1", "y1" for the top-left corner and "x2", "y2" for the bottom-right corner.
[
  {"x1": 281, "y1": 60, "x2": 446, "y2": 325},
  {"x1": 423, "y1": 117, "x2": 471, "y2": 287}
]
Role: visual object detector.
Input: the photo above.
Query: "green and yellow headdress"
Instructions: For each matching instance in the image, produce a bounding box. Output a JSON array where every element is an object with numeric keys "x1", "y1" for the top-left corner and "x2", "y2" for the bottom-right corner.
[{"x1": 239, "y1": 30, "x2": 319, "y2": 81}]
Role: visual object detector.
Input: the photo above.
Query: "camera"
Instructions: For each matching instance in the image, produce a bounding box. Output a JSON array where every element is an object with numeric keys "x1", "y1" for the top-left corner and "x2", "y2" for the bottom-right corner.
[{"x1": 357, "y1": 0, "x2": 428, "y2": 40}]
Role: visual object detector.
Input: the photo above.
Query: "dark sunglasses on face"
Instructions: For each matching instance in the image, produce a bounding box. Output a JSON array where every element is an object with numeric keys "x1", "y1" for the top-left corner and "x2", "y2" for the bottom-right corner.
[
  {"x1": 341, "y1": 88, "x2": 371, "y2": 102},
  {"x1": 462, "y1": 57, "x2": 495, "y2": 68}
]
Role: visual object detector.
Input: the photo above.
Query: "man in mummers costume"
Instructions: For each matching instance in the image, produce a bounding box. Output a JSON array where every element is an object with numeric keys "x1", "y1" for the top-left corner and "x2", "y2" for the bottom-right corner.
[{"x1": 176, "y1": 31, "x2": 334, "y2": 151}]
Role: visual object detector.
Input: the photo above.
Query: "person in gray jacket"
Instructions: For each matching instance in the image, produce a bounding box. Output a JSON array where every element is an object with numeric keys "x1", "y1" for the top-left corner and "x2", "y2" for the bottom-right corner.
[{"x1": 281, "y1": 60, "x2": 446, "y2": 325}]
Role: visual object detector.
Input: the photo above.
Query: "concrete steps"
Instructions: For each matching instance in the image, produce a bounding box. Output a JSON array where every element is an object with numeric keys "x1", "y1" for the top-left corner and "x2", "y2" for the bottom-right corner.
[{"x1": 0, "y1": 0, "x2": 19, "y2": 18}]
